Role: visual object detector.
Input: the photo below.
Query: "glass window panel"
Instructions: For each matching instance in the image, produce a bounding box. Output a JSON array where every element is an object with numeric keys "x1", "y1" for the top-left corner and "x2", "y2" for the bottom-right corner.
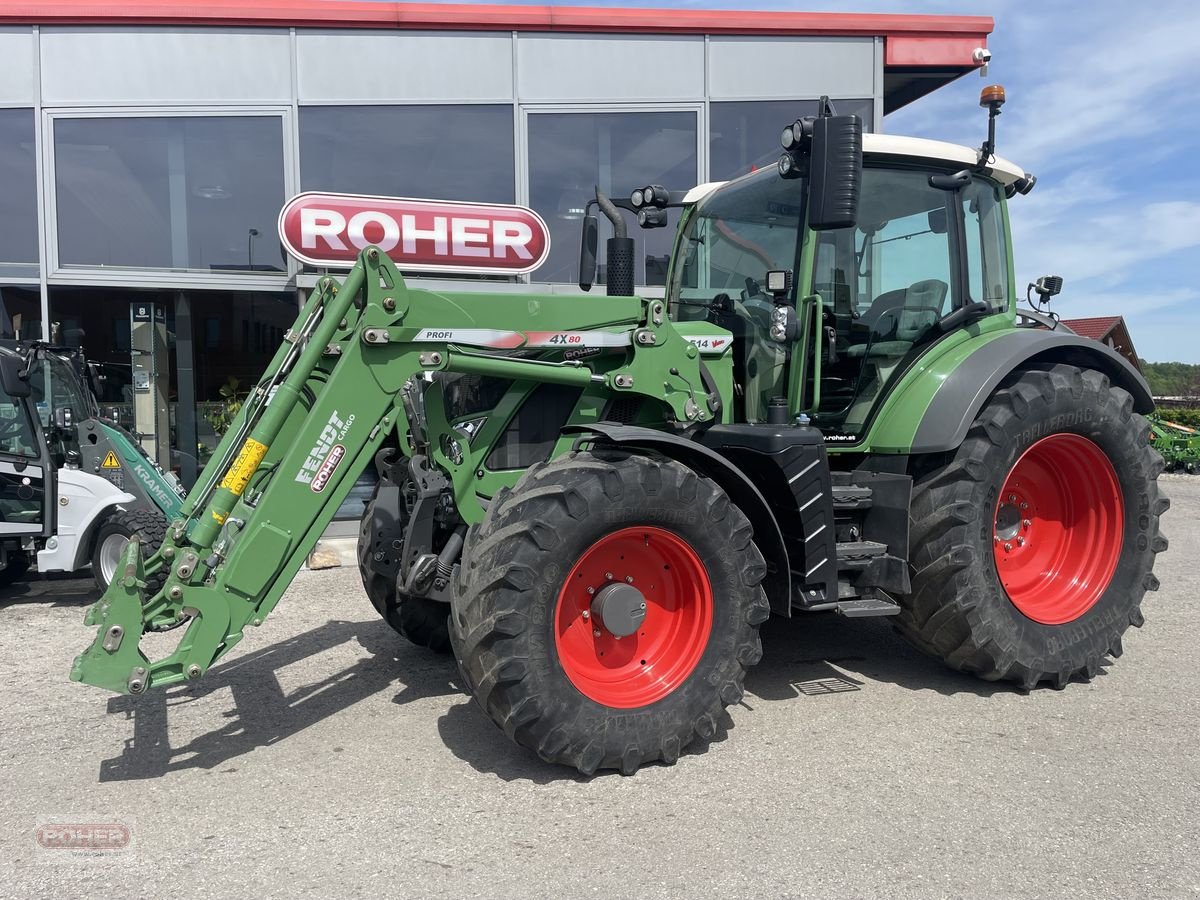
[
  {"x1": 963, "y1": 177, "x2": 1011, "y2": 310},
  {"x1": 299, "y1": 105, "x2": 515, "y2": 204},
  {"x1": 527, "y1": 111, "x2": 697, "y2": 286},
  {"x1": 709, "y1": 99, "x2": 874, "y2": 181},
  {"x1": 54, "y1": 116, "x2": 286, "y2": 273},
  {"x1": 0, "y1": 284, "x2": 41, "y2": 341},
  {"x1": 0, "y1": 109, "x2": 38, "y2": 276}
]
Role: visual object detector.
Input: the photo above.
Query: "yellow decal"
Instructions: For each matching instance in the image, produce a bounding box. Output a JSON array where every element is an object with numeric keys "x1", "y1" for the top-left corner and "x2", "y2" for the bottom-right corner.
[
  {"x1": 100, "y1": 450, "x2": 121, "y2": 469},
  {"x1": 220, "y1": 438, "x2": 269, "y2": 496},
  {"x1": 212, "y1": 510, "x2": 228, "y2": 525}
]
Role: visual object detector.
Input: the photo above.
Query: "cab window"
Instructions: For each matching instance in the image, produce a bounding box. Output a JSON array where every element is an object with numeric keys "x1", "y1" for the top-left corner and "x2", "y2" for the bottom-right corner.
[
  {"x1": 963, "y1": 177, "x2": 1011, "y2": 309},
  {"x1": 0, "y1": 391, "x2": 39, "y2": 458}
]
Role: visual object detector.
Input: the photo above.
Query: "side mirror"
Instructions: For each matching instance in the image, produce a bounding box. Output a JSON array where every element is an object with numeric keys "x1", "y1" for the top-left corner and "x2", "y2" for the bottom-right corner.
[
  {"x1": 54, "y1": 407, "x2": 73, "y2": 430},
  {"x1": 808, "y1": 114, "x2": 863, "y2": 231},
  {"x1": 578, "y1": 212, "x2": 598, "y2": 292},
  {"x1": 0, "y1": 354, "x2": 30, "y2": 398},
  {"x1": 927, "y1": 208, "x2": 948, "y2": 234}
]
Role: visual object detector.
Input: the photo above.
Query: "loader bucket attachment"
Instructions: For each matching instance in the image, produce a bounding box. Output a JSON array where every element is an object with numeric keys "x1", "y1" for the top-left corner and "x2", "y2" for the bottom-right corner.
[{"x1": 72, "y1": 538, "x2": 154, "y2": 694}]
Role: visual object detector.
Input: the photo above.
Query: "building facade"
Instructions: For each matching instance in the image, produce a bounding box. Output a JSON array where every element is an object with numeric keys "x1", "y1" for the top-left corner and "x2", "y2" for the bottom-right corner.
[{"x1": 0, "y1": 1, "x2": 991, "y2": 500}]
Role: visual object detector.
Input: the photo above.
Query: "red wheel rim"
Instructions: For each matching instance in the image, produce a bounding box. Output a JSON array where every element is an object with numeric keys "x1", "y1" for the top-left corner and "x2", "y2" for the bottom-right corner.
[
  {"x1": 554, "y1": 526, "x2": 713, "y2": 708},
  {"x1": 992, "y1": 434, "x2": 1124, "y2": 625}
]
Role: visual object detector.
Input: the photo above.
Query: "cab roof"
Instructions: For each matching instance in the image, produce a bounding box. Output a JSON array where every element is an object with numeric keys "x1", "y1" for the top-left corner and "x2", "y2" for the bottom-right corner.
[
  {"x1": 863, "y1": 133, "x2": 1025, "y2": 185},
  {"x1": 683, "y1": 132, "x2": 1027, "y2": 205}
]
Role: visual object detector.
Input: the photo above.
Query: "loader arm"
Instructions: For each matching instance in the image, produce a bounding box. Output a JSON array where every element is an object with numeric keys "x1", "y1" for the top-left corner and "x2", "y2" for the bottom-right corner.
[{"x1": 71, "y1": 247, "x2": 729, "y2": 695}]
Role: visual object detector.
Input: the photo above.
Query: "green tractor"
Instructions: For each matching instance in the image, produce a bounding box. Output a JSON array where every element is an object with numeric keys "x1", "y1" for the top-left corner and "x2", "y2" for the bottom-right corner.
[{"x1": 71, "y1": 88, "x2": 1167, "y2": 775}]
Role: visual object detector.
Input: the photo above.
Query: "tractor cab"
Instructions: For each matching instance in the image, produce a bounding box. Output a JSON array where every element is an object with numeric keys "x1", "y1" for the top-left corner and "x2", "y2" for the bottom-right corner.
[{"x1": 668, "y1": 124, "x2": 1028, "y2": 437}]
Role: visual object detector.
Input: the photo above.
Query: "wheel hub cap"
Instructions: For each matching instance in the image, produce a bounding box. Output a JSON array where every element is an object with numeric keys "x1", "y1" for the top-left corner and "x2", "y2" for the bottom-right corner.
[{"x1": 591, "y1": 582, "x2": 647, "y2": 637}]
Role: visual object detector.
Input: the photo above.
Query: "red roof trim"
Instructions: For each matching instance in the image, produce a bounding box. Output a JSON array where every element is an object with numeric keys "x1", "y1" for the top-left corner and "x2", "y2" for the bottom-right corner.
[{"x1": 0, "y1": 1, "x2": 993, "y2": 41}]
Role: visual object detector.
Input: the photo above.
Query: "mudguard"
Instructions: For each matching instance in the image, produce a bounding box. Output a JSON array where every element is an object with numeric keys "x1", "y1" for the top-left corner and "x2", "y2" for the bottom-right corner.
[
  {"x1": 864, "y1": 326, "x2": 1153, "y2": 455},
  {"x1": 563, "y1": 422, "x2": 791, "y2": 612},
  {"x1": 36, "y1": 468, "x2": 135, "y2": 573}
]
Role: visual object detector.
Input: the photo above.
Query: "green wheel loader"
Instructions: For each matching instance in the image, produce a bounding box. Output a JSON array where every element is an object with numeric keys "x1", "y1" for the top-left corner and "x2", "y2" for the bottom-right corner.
[{"x1": 71, "y1": 89, "x2": 1167, "y2": 775}]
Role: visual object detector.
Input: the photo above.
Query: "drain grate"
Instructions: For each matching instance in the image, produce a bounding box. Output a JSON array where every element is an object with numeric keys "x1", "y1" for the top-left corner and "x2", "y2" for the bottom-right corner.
[{"x1": 794, "y1": 677, "x2": 861, "y2": 696}]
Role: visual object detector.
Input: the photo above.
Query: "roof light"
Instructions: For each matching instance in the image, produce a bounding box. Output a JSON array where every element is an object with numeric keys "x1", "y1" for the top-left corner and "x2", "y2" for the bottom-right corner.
[{"x1": 979, "y1": 84, "x2": 1006, "y2": 109}]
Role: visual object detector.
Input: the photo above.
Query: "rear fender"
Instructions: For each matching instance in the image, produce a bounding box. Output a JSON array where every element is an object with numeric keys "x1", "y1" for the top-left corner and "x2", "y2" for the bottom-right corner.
[
  {"x1": 36, "y1": 468, "x2": 135, "y2": 573},
  {"x1": 864, "y1": 327, "x2": 1153, "y2": 455},
  {"x1": 563, "y1": 423, "x2": 790, "y2": 614}
]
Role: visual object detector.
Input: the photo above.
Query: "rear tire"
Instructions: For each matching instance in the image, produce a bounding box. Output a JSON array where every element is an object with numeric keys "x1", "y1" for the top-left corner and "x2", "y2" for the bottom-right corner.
[
  {"x1": 92, "y1": 508, "x2": 168, "y2": 593},
  {"x1": 450, "y1": 451, "x2": 769, "y2": 775},
  {"x1": 899, "y1": 364, "x2": 1168, "y2": 689},
  {"x1": 357, "y1": 488, "x2": 451, "y2": 654}
]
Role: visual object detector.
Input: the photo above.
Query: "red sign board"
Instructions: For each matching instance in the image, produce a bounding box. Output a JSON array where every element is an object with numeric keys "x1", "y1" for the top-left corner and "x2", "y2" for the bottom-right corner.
[{"x1": 277, "y1": 192, "x2": 551, "y2": 275}]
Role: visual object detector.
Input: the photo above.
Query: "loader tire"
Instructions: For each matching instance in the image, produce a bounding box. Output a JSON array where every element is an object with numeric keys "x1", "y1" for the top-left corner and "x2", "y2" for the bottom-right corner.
[
  {"x1": 899, "y1": 364, "x2": 1168, "y2": 690},
  {"x1": 357, "y1": 492, "x2": 451, "y2": 654},
  {"x1": 92, "y1": 508, "x2": 168, "y2": 594},
  {"x1": 450, "y1": 451, "x2": 770, "y2": 776}
]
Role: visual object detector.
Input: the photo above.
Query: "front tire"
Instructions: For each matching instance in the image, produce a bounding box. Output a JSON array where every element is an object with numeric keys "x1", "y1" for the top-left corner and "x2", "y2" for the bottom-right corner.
[
  {"x1": 450, "y1": 451, "x2": 770, "y2": 775},
  {"x1": 900, "y1": 364, "x2": 1168, "y2": 689},
  {"x1": 357, "y1": 487, "x2": 451, "y2": 654}
]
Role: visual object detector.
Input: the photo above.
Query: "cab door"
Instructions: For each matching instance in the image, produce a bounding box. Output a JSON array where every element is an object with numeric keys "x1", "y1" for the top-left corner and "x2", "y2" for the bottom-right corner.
[
  {"x1": 801, "y1": 165, "x2": 966, "y2": 439},
  {"x1": 0, "y1": 350, "x2": 56, "y2": 541}
]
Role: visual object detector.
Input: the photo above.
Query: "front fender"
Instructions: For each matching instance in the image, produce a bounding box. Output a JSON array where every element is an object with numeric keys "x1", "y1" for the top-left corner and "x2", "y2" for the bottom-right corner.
[
  {"x1": 863, "y1": 325, "x2": 1153, "y2": 455},
  {"x1": 36, "y1": 469, "x2": 135, "y2": 573},
  {"x1": 563, "y1": 423, "x2": 790, "y2": 614}
]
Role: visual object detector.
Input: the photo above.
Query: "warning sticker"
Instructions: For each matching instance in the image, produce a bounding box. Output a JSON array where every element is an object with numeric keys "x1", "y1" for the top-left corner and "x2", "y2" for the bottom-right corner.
[
  {"x1": 220, "y1": 438, "x2": 269, "y2": 496},
  {"x1": 100, "y1": 451, "x2": 121, "y2": 469}
]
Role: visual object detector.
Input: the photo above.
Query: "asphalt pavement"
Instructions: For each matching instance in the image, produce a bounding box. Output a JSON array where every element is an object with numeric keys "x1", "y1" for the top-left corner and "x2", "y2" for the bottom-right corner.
[{"x1": 1, "y1": 477, "x2": 1197, "y2": 899}]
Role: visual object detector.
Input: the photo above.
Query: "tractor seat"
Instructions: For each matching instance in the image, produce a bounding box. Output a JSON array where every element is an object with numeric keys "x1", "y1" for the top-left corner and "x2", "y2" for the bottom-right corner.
[{"x1": 845, "y1": 279, "x2": 947, "y2": 359}]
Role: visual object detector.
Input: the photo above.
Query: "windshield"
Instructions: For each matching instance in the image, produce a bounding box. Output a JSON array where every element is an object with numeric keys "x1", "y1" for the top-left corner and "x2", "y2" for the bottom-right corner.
[
  {"x1": 667, "y1": 170, "x2": 804, "y2": 318},
  {"x1": 29, "y1": 352, "x2": 96, "y2": 428},
  {"x1": 666, "y1": 171, "x2": 805, "y2": 422}
]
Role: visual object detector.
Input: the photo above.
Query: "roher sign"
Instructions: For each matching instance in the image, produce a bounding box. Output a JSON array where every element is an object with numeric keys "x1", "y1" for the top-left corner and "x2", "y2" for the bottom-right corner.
[{"x1": 277, "y1": 192, "x2": 551, "y2": 275}]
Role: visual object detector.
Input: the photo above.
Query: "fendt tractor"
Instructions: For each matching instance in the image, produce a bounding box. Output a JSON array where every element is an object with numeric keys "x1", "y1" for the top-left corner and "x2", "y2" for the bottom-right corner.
[{"x1": 63, "y1": 88, "x2": 1167, "y2": 775}]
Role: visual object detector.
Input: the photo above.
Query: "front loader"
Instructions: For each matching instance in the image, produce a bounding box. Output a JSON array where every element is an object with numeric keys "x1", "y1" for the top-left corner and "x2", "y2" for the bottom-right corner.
[{"x1": 72, "y1": 88, "x2": 1167, "y2": 775}]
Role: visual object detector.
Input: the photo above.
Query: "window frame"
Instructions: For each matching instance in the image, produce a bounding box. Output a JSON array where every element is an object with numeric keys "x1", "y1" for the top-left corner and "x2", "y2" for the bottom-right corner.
[
  {"x1": 43, "y1": 106, "x2": 297, "y2": 291},
  {"x1": 0, "y1": 105, "x2": 40, "y2": 280}
]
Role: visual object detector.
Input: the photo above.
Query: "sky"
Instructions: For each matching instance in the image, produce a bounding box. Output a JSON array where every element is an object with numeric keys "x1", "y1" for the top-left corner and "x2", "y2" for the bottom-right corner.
[{"x1": 425, "y1": 0, "x2": 1200, "y2": 362}]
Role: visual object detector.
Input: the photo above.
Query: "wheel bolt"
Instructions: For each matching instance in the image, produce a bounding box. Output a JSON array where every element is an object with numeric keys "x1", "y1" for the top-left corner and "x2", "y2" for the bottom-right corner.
[
  {"x1": 1008, "y1": 494, "x2": 1017, "y2": 503},
  {"x1": 586, "y1": 586, "x2": 595, "y2": 595},
  {"x1": 625, "y1": 576, "x2": 634, "y2": 584},
  {"x1": 604, "y1": 572, "x2": 613, "y2": 581},
  {"x1": 1004, "y1": 542, "x2": 1012, "y2": 552},
  {"x1": 582, "y1": 610, "x2": 590, "y2": 620},
  {"x1": 593, "y1": 629, "x2": 601, "y2": 638},
  {"x1": 1020, "y1": 502, "x2": 1028, "y2": 510},
  {"x1": 1023, "y1": 519, "x2": 1031, "y2": 528},
  {"x1": 1016, "y1": 537, "x2": 1025, "y2": 546}
]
